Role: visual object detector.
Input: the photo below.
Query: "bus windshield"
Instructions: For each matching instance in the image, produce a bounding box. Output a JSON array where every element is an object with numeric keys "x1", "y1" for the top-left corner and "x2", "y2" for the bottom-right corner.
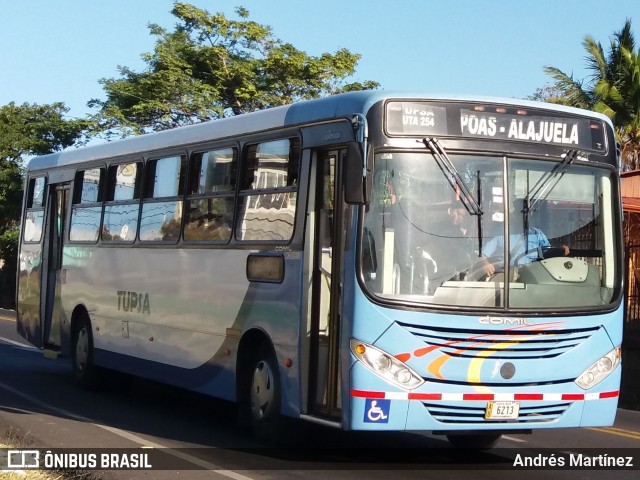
[{"x1": 361, "y1": 151, "x2": 620, "y2": 310}]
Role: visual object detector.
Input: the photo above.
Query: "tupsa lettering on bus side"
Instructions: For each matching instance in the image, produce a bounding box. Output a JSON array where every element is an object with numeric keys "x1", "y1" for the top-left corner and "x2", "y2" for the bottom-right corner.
[{"x1": 117, "y1": 291, "x2": 151, "y2": 314}]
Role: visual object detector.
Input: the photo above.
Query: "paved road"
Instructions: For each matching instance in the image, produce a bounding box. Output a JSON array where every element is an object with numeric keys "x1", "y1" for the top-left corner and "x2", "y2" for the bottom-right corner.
[{"x1": 0, "y1": 309, "x2": 639, "y2": 479}]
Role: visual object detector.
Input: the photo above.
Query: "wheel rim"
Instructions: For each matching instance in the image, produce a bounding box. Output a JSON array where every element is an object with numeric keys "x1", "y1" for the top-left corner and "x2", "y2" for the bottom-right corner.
[
  {"x1": 75, "y1": 327, "x2": 89, "y2": 372},
  {"x1": 250, "y1": 359, "x2": 274, "y2": 421}
]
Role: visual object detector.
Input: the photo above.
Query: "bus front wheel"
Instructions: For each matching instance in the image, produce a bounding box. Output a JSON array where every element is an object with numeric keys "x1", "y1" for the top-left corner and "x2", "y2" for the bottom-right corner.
[
  {"x1": 72, "y1": 313, "x2": 99, "y2": 388},
  {"x1": 247, "y1": 347, "x2": 282, "y2": 443}
]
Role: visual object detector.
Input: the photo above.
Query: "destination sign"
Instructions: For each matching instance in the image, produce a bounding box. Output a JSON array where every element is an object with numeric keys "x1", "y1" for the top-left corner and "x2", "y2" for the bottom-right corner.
[
  {"x1": 385, "y1": 101, "x2": 606, "y2": 152},
  {"x1": 385, "y1": 102, "x2": 448, "y2": 136}
]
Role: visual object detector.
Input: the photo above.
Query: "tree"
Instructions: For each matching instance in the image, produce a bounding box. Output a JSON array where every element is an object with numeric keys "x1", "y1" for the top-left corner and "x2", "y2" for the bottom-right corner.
[
  {"x1": 90, "y1": 2, "x2": 379, "y2": 135},
  {"x1": 0, "y1": 102, "x2": 90, "y2": 307},
  {"x1": 528, "y1": 85, "x2": 567, "y2": 104},
  {"x1": 542, "y1": 19, "x2": 640, "y2": 170},
  {"x1": 0, "y1": 102, "x2": 90, "y2": 232}
]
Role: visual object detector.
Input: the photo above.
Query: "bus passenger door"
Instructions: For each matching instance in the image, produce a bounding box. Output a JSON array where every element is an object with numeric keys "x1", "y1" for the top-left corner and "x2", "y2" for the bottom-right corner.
[
  {"x1": 40, "y1": 183, "x2": 70, "y2": 350},
  {"x1": 309, "y1": 149, "x2": 346, "y2": 419}
]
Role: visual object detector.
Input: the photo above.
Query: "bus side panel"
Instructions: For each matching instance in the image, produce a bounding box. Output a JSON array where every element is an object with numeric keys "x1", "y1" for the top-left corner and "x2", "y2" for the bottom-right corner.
[{"x1": 61, "y1": 245, "x2": 302, "y2": 411}]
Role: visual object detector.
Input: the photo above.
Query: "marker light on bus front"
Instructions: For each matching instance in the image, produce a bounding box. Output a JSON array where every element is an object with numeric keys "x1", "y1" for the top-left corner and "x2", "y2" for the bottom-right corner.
[
  {"x1": 350, "y1": 339, "x2": 425, "y2": 390},
  {"x1": 575, "y1": 347, "x2": 621, "y2": 390}
]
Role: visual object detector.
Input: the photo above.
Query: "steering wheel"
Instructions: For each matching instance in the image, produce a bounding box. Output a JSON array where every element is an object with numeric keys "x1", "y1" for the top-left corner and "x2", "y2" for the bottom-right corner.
[
  {"x1": 539, "y1": 246, "x2": 570, "y2": 259},
  {"x1": 509, "y1": 245, "x2": 570, "y2": 267},
  {"x1": 465, "y1": 258, "x2": 505, "y2": 282}
]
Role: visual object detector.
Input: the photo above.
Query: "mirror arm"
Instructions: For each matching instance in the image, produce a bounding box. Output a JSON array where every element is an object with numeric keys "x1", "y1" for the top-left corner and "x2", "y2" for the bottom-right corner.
[{"x1": 352, "y1": 113, "x2": 369, "y2": 178}]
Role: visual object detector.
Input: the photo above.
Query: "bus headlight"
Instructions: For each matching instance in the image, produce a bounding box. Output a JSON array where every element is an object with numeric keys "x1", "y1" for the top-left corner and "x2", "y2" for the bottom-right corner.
[
  {"x1": 575, "y1": 347, "x2": 621, "y2": 390},
  {"x1": 350, "y1": 339, "x2": 425, "y2": 390}
]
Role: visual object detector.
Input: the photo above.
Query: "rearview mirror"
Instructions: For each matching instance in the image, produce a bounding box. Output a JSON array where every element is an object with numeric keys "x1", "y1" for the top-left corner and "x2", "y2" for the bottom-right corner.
[{"x1": 344, "y1": 142, "x2": 371, "y2": 205}]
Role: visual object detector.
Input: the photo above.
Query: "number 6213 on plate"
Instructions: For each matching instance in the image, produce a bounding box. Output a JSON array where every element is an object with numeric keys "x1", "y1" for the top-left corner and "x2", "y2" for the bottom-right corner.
[{"x1": 485, "y1": 401, "x2": 520, "y2": 420}]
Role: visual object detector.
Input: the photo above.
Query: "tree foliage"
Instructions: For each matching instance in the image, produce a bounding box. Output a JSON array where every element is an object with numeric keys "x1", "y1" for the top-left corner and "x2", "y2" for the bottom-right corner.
[
  {"x1": 90, "y1": 2, "x2": 379, "y2": 135},
  {"x1": 541, "y1": 19, "x2": 640, "y2": 170},
  {"x1": 0, "y1": 102, "x2": 90, "y2": 229},
  {"x1": 0, "y1": 102, "x2": 90, "y2": 261}
]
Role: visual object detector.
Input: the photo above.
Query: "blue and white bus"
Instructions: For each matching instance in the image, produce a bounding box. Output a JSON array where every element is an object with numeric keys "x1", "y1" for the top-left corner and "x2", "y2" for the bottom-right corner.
[{"x1": 17, "y1": 91, "x2": 623, "y2": 447}]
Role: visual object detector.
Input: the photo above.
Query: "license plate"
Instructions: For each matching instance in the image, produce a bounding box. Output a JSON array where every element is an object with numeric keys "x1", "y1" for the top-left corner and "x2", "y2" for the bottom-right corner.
[{"x1": 485, "y1": 401, "x2": 520, "y2": 420}]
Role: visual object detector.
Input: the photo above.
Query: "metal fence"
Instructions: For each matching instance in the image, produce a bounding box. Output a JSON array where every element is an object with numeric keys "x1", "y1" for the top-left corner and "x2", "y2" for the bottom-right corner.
[{"x1": 625, "y1": 243, "x2": 640, "y2": 346}]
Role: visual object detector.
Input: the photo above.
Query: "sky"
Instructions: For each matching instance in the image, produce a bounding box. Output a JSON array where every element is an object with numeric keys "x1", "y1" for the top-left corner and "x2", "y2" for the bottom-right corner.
[{"x1": 1, "y1": 0, "x2": 640, "y2": 123}]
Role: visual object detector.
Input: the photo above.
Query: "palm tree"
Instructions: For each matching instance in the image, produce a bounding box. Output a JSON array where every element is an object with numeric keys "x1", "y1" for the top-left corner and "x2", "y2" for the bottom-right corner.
[{"x1": 543, "y1": 19, "x2": 640, "y2": 170}]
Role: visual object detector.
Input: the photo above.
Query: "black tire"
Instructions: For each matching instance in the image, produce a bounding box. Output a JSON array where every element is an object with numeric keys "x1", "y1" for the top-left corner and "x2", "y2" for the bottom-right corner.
[
  {"x1": 71, "y1": 313, "x2": 100, "y2": 389},
  {"x1": 246, "y1": 346, "x2": 283, "y2": 444},
  {"x1": 446, "y1": 433, "x2": 502, "y2": 449}
]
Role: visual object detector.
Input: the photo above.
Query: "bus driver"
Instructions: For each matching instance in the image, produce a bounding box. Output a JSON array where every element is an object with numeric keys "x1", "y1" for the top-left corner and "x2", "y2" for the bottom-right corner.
[{"x1": 481, "y1": 199, "x2": 570, "y2": 277}]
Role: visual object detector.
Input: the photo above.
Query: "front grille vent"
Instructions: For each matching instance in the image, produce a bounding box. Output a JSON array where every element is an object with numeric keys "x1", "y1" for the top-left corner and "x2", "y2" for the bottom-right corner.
[
  {"x1": 423, "y1": 401, "x2": 571, "y2": 424},
  {"x1": 396, "y1": 322, "x2": 599, "y2": 359}
]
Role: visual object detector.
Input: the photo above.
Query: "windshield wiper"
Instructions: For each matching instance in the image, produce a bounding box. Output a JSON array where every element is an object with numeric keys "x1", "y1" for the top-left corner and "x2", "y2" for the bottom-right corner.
[
  {"x1": 421, "y1": 137, "x2": 482, "y2": 216},
  {"x1": 525, "y1": 149, "x2": 579, "y2": 213},
  {"x1": 422, "y1": 137, "x2": 484, "y2": 256}
]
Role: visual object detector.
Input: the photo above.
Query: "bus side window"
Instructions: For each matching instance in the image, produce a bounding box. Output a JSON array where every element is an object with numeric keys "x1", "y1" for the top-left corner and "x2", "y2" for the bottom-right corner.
[
  {"x1": 103, "y1": 162, "x2": 142, "y2": 242},
  {"x1": 236, "y1": 138, "x2": 300, "y2": 242},
  {"x1": 70, "y1": 168, "x2": 104, "y2": 243},
  {"x1": 184, "y1": 147, "x2": 237, "y2": 242},
  {"x1": 22, "y1": 177, "x2": 47, "y2": 243},
  {"x1": 140, "y1": 155, "x2": 186, "y2": 243}
]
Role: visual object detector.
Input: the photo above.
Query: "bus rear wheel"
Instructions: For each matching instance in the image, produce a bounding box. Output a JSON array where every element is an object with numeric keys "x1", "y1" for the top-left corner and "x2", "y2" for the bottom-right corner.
[
  {"x1": 247, "y1": 348, "x2": 282, "y2": 443},
  {"x1": 446, "y1": 433, "x2": 501, "y2": 449},
  {"x1": 72, "y1": 313, "x2": 99, "y2": 388}
]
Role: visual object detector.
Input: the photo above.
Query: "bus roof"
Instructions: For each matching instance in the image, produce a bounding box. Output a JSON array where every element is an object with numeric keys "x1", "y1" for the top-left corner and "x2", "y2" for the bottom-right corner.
[{"x1": 26, "y1": 90, "x2": 613, "y2": 173}]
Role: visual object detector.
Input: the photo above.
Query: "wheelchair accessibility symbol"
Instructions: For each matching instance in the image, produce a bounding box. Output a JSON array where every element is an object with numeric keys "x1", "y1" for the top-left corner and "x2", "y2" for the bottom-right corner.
[{"x1": 363, "y1": 399, "x2": 390, "y2": 423}]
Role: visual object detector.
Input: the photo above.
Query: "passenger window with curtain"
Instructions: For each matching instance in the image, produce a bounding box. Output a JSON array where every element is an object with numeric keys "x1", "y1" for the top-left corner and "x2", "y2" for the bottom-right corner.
[
  {"x1": 140, "y1": 155, "x2": 186, "y2": 242},
  {"x1": 22, "y1": 177, "x2": 47, "y2": 243},
  {"x1": 103, "y1": 162, "x2": 142, "y2": 242},
  {"x1": 70, "y1": 168, "x2": 104, "y2": 242},
  {"x1": 237, "y1": 138, "x2": 299, "y2": 241},
  {"x1": 184, "y1": 147, "x2": 237, "y2": 242}
]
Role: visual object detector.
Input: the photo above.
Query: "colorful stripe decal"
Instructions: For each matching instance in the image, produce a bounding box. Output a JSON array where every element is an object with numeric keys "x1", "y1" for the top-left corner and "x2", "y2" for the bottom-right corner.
[{"x1": 351, "y1": 389, "x2": 619, "y2": 401}]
